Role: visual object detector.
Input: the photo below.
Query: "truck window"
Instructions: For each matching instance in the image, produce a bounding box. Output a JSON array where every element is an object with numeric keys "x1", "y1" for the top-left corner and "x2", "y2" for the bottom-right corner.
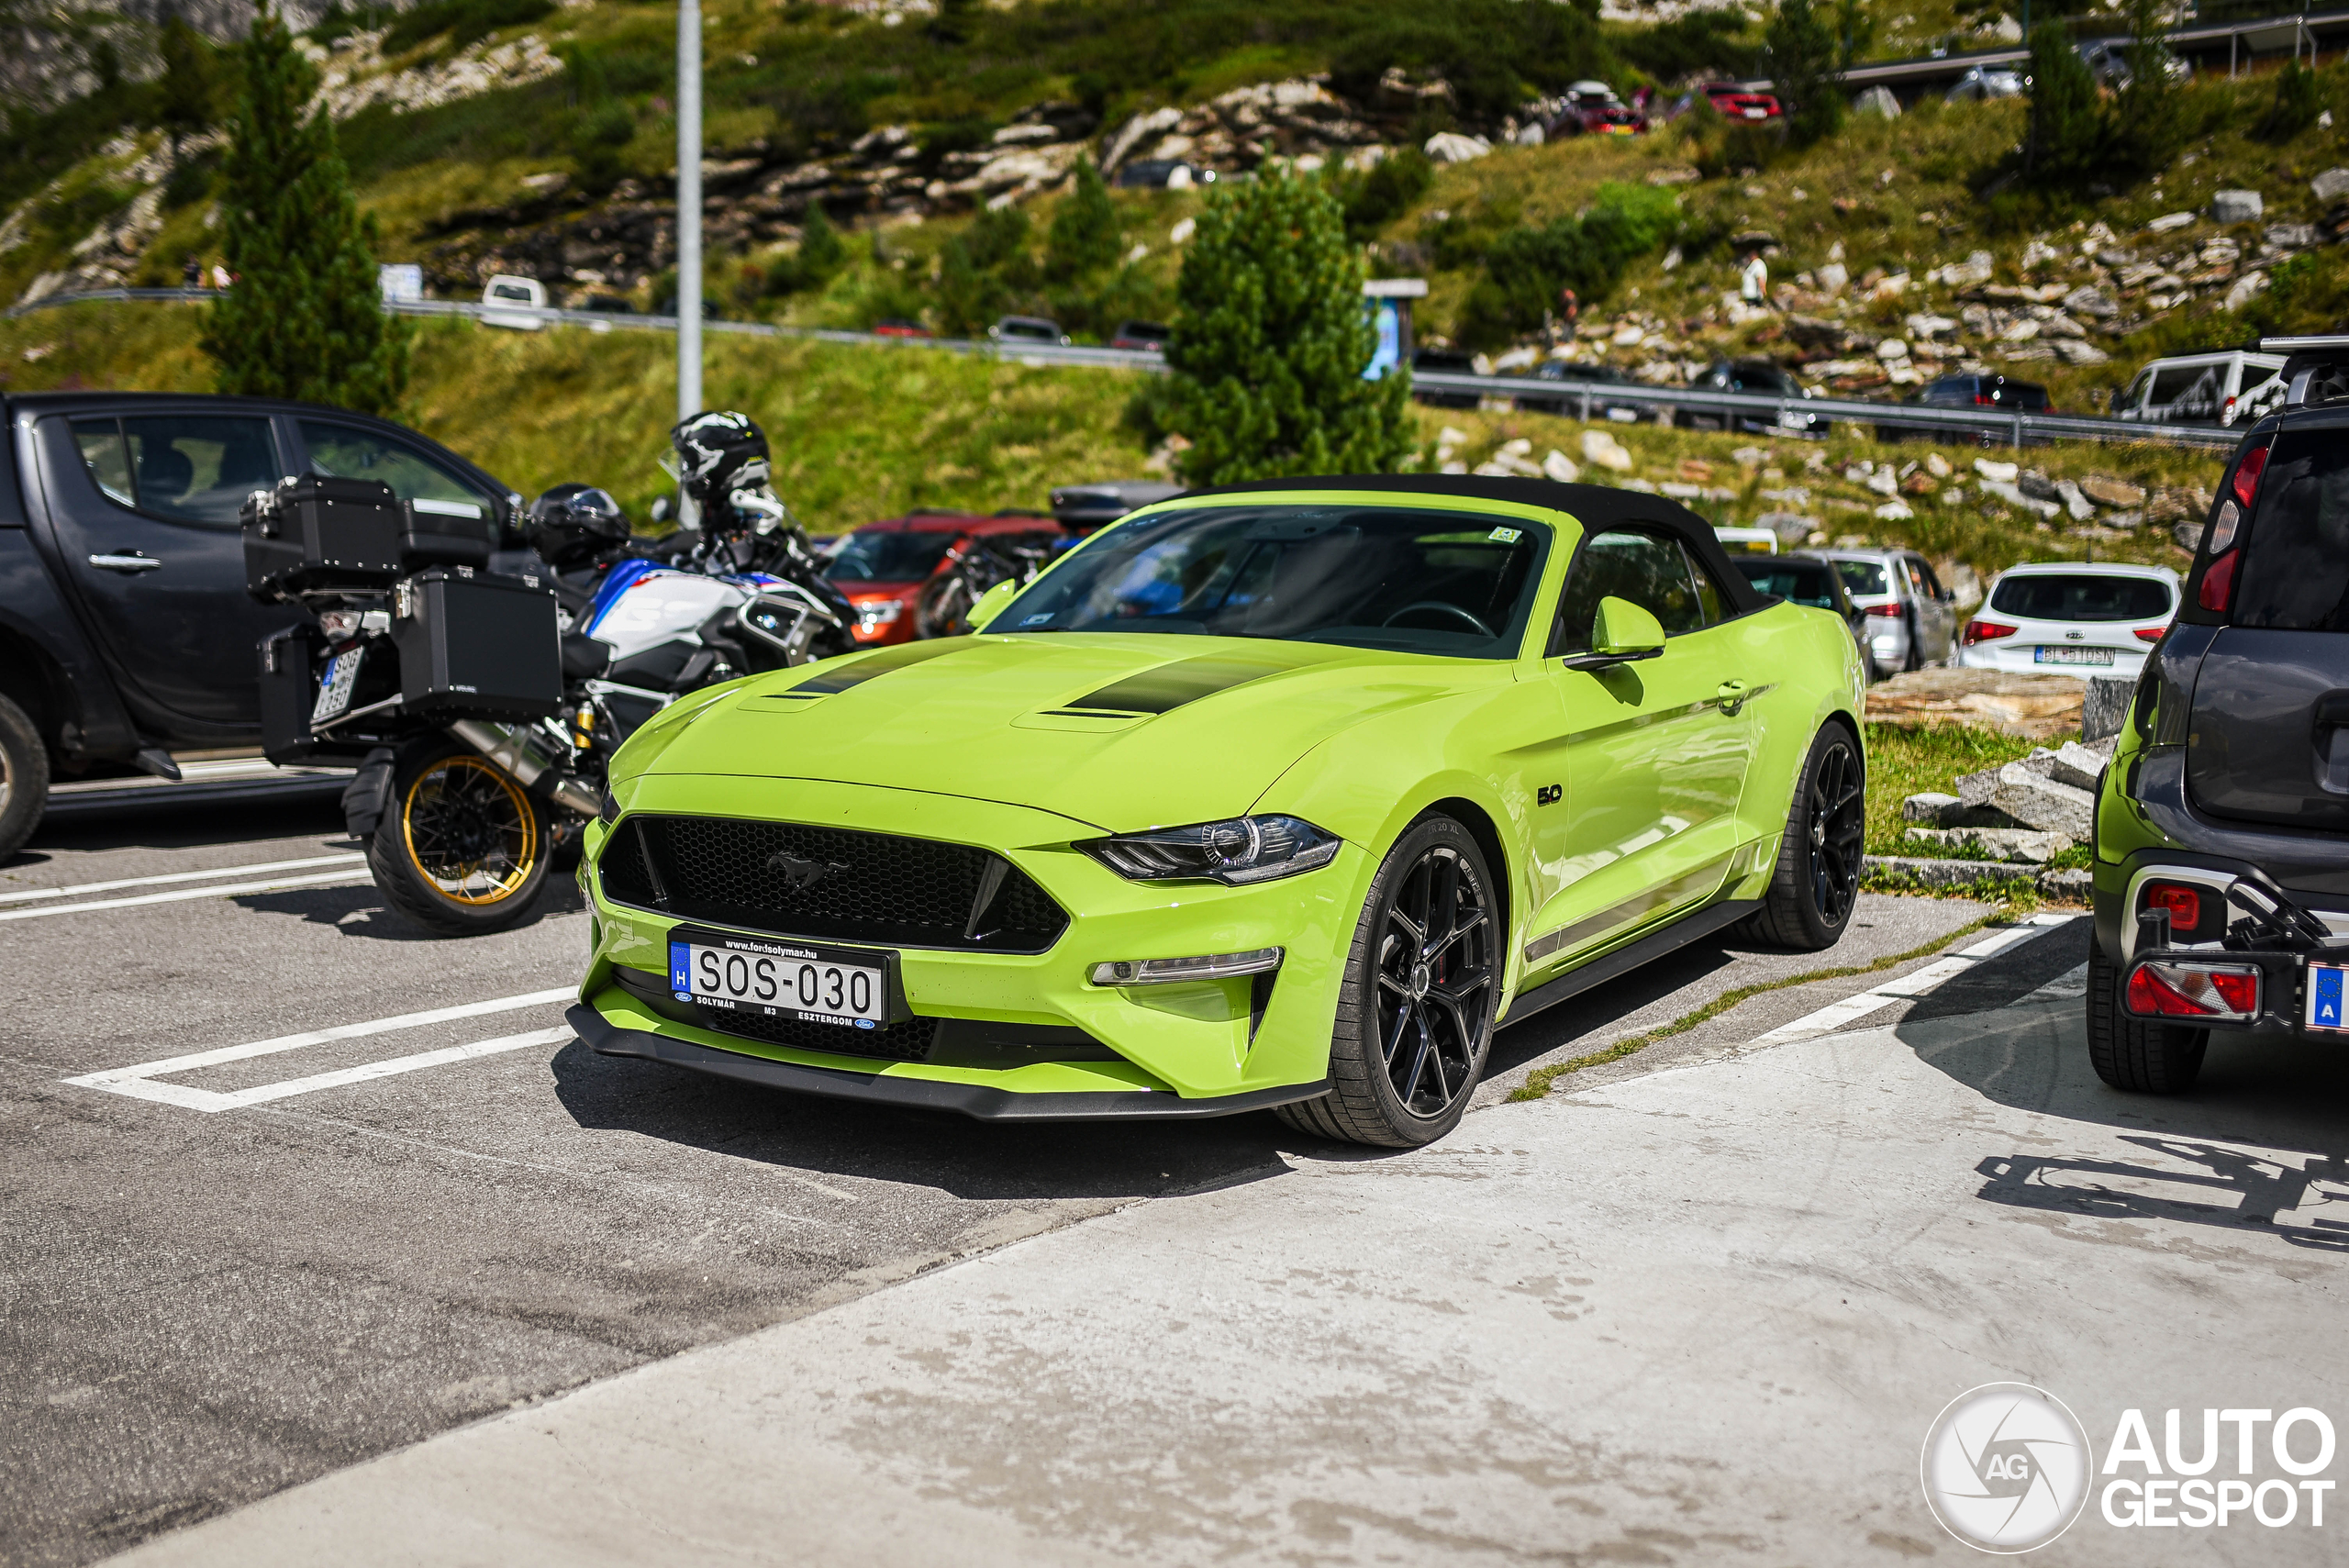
[
  {"x1": 73, "y1": 414, "x2": 279, "y2": 524},
  {"x1": 299, "y1": 421, "x2": 488, "y2": 517}
]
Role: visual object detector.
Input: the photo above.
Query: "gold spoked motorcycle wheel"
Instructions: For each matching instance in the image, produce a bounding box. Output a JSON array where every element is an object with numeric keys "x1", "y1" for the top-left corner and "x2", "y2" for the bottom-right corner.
[{"x1": 367, "y1": 743, "x2": 553, "y2": 935}]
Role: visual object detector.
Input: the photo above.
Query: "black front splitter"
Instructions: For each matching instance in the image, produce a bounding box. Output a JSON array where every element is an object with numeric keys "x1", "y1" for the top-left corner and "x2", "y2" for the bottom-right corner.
[{"x1": 567, "y1": 1003, "x2": 1329, "y2": 1123}]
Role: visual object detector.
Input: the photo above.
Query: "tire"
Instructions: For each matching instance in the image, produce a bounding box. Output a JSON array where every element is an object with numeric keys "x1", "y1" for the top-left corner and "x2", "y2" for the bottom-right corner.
[
  {"x1": 366, "y1": 740, "x2": 552, "y2": 936},
  {"x1": 0, "y1": 691, "x2": 50, "y2": 863},
  {"x1": 1736, "y1": 723, "x2": 1865, "y2": 951},
  {"x1": 1275, "y1": 815, "x2": 1499, "y2": 1149},
  {"x1": 2085, "y1": 935, "x2": 2208, "y2": 1093},
  {"x1": 914, "y1": 573, "x2": 978, "y2": 639}
]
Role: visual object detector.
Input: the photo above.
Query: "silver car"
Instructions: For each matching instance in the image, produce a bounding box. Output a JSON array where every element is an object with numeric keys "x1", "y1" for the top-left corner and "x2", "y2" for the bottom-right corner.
[
  {"x1": 1945, "y1": 65, "x2": 2025, "y2": 104},
  {"x1": 1815, "y1": 549, "x2": 1959, "y2": 676}
]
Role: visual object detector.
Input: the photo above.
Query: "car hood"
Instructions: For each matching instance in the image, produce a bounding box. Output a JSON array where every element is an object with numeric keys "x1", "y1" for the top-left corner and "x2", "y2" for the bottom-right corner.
[{"x1": 629, "y1": 633, "x2": 1492, "y2": 833}]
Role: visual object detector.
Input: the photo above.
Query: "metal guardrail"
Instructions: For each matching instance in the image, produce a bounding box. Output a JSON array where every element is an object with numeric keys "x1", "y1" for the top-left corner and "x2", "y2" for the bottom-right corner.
[
  {"x1": 10, "y1": 286, "x2": 2246, "y2": 452},
  {"x1": 1787, "y1": 6, "x2": 2349, "y2": 92}
]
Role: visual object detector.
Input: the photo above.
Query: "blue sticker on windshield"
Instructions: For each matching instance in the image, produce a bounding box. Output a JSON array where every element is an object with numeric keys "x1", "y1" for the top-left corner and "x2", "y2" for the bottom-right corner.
[
  {"x1": 1488, "y1": 528, "x2": 1522, "y2": 543},
  {"x1": 1020, "y1": 613, "x2": 1053, "y2": 627}
]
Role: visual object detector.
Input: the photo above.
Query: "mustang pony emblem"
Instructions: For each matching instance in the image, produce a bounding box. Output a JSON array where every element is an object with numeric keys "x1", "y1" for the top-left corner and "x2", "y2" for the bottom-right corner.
[{"x1": 767, "y1": 852, "x2": 849, "y2": 891}]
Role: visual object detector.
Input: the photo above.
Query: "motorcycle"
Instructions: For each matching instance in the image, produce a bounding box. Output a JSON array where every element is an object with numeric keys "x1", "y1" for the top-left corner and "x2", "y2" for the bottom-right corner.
[{"x1": 250, "y1": 412, "x2": 852, "y2": 936}]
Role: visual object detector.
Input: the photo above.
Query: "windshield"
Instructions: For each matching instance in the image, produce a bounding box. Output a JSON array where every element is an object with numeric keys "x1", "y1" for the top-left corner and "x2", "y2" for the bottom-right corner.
[
  {"x1": 1989, "y1": 573, "x2": 2173, "y2": 622},
  {"x1": 827, "y1": 529, "x2": 957, "y2": 583},
  {"x1": 1734, "y1": 560, "x2": 1842, "y2": 610},
  {"x1": 1831, "y1": 559, "x2": 1891, "y2": 597},
  {"x1": 988, "y1": 504, "x2": 1552, "y2": 659}
]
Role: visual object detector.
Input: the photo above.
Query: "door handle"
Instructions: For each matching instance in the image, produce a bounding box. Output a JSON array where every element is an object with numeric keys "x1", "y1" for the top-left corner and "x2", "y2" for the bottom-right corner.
[
  {"x1": 88, "y1": 552, "x2": 163, "y2": 573},
  {"x1": 1717, "y1": 679, "x2": 1751, "y2": 714}
]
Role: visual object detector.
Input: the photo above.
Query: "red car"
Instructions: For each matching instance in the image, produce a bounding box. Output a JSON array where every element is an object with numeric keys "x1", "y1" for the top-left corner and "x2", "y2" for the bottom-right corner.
[
  {"x1": 1555, "y1": 101, "x2": 1646, "y2": 136},
  {"x1": 1699, "y1": 82, "x2": 1782, "y2": 121},
  {"x1": 823, "y1": 510, "x2": 1067, "y2": 645}
]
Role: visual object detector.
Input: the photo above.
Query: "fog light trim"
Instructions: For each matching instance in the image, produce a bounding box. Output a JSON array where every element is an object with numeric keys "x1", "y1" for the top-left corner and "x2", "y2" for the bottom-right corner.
[{"x1": 1092, "y1": 948, "x2": 1284, "y2": 986}]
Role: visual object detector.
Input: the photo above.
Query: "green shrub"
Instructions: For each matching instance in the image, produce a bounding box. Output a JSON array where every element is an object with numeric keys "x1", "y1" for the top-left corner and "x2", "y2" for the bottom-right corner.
[
  {"x1": 766, "y1": 201, "x2": 847, "y2": 295},
  {"x1": 382, "y1": 0, "x2": 554, "y2": 55},
  {"x1": 1765, "y1": 0, "x2": 1843, "y2": 150},
  {"x1": 2258, "y1": 61, "x2": 2325, "y2": 143},
  {"x1": 2025, "y1": 20, "x2": 2102, "y2": 184},
  {"x1": 1045, "y1": 160, "x2": 1120, "y2": 282},
  {"x1": 1458, "y1": 182, "x2": 1679, "y2": 349},
  {"x1": 1334, "y1": 146, "x2": 1433, "y2": 242}
]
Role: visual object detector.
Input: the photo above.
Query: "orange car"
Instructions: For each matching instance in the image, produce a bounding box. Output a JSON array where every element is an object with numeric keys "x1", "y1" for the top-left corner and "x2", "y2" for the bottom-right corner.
[{"x1": 823, "y1": 510, "x2": 1068, "y2": 645}]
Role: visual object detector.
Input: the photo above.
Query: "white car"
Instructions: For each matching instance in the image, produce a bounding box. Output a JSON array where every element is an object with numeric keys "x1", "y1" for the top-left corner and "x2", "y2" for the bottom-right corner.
[
  {"x1": 2114, "y1": 350, "x2": 2287, "y2": 428},
  {"x1": 1957, "y1": 562, "x2": 2181, "y2": 680},
  {"x1": 481, "y1": 273, "x2": 550, "y2": 330}
]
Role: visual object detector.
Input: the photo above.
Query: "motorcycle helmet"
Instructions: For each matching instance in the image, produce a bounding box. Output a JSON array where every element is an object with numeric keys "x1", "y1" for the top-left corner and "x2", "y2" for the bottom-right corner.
[
  {"x1": 527, "y1": 484, "x2": 630, "y2": 570},
  {"x1": 670, "y1": 410, "x2": 771, "y2": 506}
]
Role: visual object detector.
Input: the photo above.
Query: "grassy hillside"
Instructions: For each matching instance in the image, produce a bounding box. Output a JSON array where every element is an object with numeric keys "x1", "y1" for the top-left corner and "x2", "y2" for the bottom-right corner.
[{"x1": 0, "y1": 299, "x2": 2222, "y2": 572}]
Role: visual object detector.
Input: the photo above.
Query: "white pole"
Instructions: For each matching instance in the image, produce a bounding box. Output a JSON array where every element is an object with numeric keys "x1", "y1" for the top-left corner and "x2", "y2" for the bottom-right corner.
[{"x1": 676, "y1": 0, "x2": 702, "y2": 424}]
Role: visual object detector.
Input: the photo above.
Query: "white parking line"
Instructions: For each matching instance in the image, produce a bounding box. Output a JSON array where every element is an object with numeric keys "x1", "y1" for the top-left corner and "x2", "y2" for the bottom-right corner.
[
  {"x1": 0, "y1": 864, "x2": 376, "y2": 921},
  {"x1": 0, "y1": 851, "x2": 366, "y2": 905},
  {"x1": 1749, "y1": 914, "x2": 2079, "y2": 1046},
  {"x1": 63, "y1": 988, "x2": 578, "y2": 1112}
]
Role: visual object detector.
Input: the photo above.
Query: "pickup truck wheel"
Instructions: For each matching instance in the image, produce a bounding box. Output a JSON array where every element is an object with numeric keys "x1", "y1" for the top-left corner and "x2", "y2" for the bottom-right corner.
[
  {"x1": 0, "y1": 691, "x2": 50, "y2": 863},
  {"x1": 2085, "y1": 935, "x2": 2208, "y2": 1093},
  {"x1": 367, "y1": 741, "x2": 551, "y2": 936},
  {"x1": 1275, "y1": 816, "x2": 1497, "y2": 1149},
  {"x1": 1734, "y1": 723, "x2": 1865, "y2": 952}
]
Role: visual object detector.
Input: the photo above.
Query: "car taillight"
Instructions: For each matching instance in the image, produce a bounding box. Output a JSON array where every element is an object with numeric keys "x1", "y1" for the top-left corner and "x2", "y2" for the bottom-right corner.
[
  {"x1": 2198, "y1": 549, "x2": 2240, "y2": 613},
  {"x1": 2231, "y1": 442, "x2": 2268, "y2": 508},
  {"x1": 1973, "y1": 394, "x2": 1994, "y2": 406},
  {"x1": 1865, "y1": 602, "x2": 1902, "y2": 617},
  {"x1": 2144, "y1": 883, "x2": 2201, "y2": 929},
  {"x1": 2133, "y1": 626, "x2": 2166, "y2": 644},
  {"x1": 2125, "y1": 961, "x2": 2260, "y2": 1020},
  {"x1": 1962, "y1": 618, "x2": 2018, "y2": 644}
]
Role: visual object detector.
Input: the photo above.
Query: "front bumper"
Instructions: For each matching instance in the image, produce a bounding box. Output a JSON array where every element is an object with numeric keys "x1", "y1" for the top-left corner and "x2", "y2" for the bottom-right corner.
[{"x1": 576, "y1": 774, "x2": 1370, "y2": 1110}]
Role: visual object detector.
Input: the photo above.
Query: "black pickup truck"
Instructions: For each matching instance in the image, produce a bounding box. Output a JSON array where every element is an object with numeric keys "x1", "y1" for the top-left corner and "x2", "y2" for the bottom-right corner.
[{"x1": 0, "y1": 391, "x2": 521, "y2": 860}]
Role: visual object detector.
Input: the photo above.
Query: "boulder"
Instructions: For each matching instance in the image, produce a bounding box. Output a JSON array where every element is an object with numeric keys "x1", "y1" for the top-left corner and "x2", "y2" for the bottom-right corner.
[
  {"x1": 1542, "y1": 449, "x2": 1579, "y2": 484},
  {"x1": 1757, "y1": 511, "x2": 1818, "y2": 546},
  {"x1": 1854, "y1": 86, "x2": 1901, "y2": 117},
  {"x1": 2174, "y1": 517, "x2": 2205, "y2": 554},
  {"x1": 1868, "y1": 667, "x2": 2086, "y2": 740},
  {"x1": 1991, "y1": 764, "x2": 2097, "y2": 837},
  {"x1": 1902, "y1": 792, "x2": 1965, "y2": 825},
  {"x1": 2211, "y1": 189, "x2": 2265, "y2": 225},
  {"x1": 1423, "y1": 131, "x2": 1492, "y2": 163},
  {"x1": 2038, "y1": 866, "x2": 2095, "y2": 900},
  {"x1": 2082, "y1": 675, "x2": 2134, "y2": 743},
  {"x1": 1903, "y1": 826, "x2": 2074, "y2": 863},
  {"x1": 1580, "y1": 428, "x2": 1634, "y2": 473},
  {"x1": 2312, "y1": 168, "x2": 2349, "y2": 204},
  {"x1": 2054, "y1": 478, "x2": 2094, "y2": 521},
  {"x1": 1979, "y1": 478, "x2": 2062, "y2": 518},
  {"x1": 1974, "y1": 458, "x2": 2020, "y2": 483},
  {"x1": 2077, "y1": 474, "x2": 2144, "y2": 509},
  {"x1": 2043, "y1": 740, "x2": 2110, "y2": 792},
  {"x1": 1955, "y1": 766, "x2": 2005, "y2": 809}
]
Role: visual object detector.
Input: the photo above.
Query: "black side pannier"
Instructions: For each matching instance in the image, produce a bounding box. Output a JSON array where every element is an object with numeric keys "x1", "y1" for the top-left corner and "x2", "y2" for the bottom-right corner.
[{"x1": 390, "y1": 569, "x2": 562, "y2": 721}]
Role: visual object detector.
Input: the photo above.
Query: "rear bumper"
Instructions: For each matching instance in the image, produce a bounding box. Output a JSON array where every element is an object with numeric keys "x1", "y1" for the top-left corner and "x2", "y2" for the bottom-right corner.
[
  {"x1": 570, "y1": 1003, "x2": 1328, "y2": 1121},
  {"x1": 1957, "y1": 645, "x2": 2148, "y2": 680}
]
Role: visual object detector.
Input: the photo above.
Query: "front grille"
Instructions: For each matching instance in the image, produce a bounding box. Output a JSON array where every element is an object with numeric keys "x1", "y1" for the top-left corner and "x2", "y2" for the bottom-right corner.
[{"x1": 598, "y1": 814, "x2": 1068, "y2": 952}]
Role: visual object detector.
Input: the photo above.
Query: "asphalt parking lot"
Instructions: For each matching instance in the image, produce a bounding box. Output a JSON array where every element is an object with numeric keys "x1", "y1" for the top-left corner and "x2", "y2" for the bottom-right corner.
[{"x1": 6, "y1": 793, "x2": 2297, "y2": 1566}]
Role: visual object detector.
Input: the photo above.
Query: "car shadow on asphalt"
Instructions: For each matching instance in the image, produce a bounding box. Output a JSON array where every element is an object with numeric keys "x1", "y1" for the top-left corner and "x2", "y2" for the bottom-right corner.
[
  {"x1": 21, "y1": 799, "x2": 350, "y2": 857},
  {"x1": 1897, "y1": 919, "x2": 2349, "y2": 1257},
  {"x1": 1486, "y1": 937, "x2": 1749, "y2": 1075},
  {"x1": 546, "y1": 1040, "x2": 1315, "y2": 1202},
  {"x1": 233, "y1": 876, "x2": 587, "y2": 938}
]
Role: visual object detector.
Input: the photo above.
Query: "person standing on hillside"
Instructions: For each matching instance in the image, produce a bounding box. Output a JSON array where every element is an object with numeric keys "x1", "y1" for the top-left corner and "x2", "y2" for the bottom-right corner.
[{"x1": 1740, "y1": 251, "x2": 1769, "y2": 307}]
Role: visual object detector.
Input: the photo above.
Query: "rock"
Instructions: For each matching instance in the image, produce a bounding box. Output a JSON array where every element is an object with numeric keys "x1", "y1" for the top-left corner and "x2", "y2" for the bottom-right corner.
[
  {"x1": 1731, "y1": 445, "x2": 1767, "y2": 466},
  {"x1": 2211, "y1": 189, "x2": 2264, "y2": 225},
  {"x1": 2082, "y1": 675, "x2": 2135, "y2": 743},
  {"x1": 1423, "y1": 131, "x2": 1492, "y2": 162},
  {"x1": 1980, "y1": 479, "x2": 2062, "y2": 518},
  {"x1": 2043, "y1": 739, "x2": 2110, "y2": 791},
  {"x1": 1874, "y1": 499, "x2": 1915, "y2": 521},
  {"x1": 1903, "y1": 792, "x2": 1965, "y2": 825},
  {"x1": 1868, "y1": 667, "x2": 2087, "y2": 740},
  {"x1": 1853, "y1": 85, "x2": 1901, "y2": 118},
  {"x1": 1974, "y1": 458, "x2": 2020, "y2": 483},
  {"x1": 2054, "y1": 478, "x2": 2094, "y2": 521},
  {"x1": 1985, "y1": 15, "x2": 2022, "y2": 44},
  {"x1": 1902, "y1": 471, "x2": 1939, "y2": 495},
  {"x1": 1926, "y1": 452, "x2": 1953, "y2": 479},
  {"x1": 2224, "y1": 271, "x2": 2269, "y2": 312},
  {"x1": 1943, "y1": 250, "x2": 1996, "y2": 288},
  {"x1": 1542, "y1": 449, "x2": 1579, "y2": 484},
  {"x1": 1865, "y1": 855, "x2": 2038, "y2": 891},
  {"x1": 2018, "y1": 472, "x2": 2061, "y2": 503},
  {"x1": 2313, "y1": 168, "x2": 2349, "y2": 205},
  {"x1": 1865, "y1": 468, "x2": 1899, "y2": 496},
  {"x1": 2054, "y1": 340, "x2": 2110, "y2": 366},
  {"x1": 2174, "y1": 517, "x2": 2205, "y2": 554},
  {"x1": 2062, "y1": 284, "x2": 2120, "y2": 319},
  {"x1": 1992, "y1": 764, "x2": 2097, "y2": 837},
  {"x1": 1758, "y1": 511, "x2": 1818, "y2": 546},
  {"x1": 1904, "y1": 826, "x2": 2074, "y2": 863},
  {"x1": 2078, "y1": 475, "x2": 2144, "y2": 508},
  {"x1": 1818, "y1": 261, "x2": 1850, "y2": 295},
  {"x1": 1580, "y1": 429, "x2": 1634, "y2": 473},
  {"x1": 2146, "y1": 211, "x2": 2198, "y2": 234},
  {"x1": 2038, "y1": 866, "x2": 2095, "y2": 900},
  {"x1": 1876, "y1": 338, "x2": 1910, "y2": 361}
]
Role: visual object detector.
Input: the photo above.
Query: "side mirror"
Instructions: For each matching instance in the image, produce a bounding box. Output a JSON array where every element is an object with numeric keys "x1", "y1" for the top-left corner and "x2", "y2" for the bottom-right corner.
[
  {"x1": 1593, "y1": 595, "x2": 1666, "y2": 658},
  {"x1": 967, "y1": 578, "x2": 1020, "y2": 632}
]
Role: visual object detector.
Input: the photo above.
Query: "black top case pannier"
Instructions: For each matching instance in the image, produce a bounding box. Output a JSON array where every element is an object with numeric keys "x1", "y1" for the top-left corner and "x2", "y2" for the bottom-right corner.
[{"x1": 242, "y1": 475, "x2": 404, "y2": 599}]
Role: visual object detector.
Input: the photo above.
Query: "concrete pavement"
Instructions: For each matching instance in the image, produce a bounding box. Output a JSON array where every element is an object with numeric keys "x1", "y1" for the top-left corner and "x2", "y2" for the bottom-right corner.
[{"x1": 106, "y1": 922, "x2": 2349, "y2": 1565}]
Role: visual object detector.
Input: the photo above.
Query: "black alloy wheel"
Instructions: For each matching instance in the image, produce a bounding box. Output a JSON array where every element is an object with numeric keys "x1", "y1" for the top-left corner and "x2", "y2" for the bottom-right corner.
[
  {"x1": 366, "y1": 740, "x2": 552, "y2": 936},
  {"x1": 1279, "y1": 816, "x2": 1498, "y2": 1147},
  {"x1": 1738, "y1": 725, "x2": 1866, "y2": 952}
]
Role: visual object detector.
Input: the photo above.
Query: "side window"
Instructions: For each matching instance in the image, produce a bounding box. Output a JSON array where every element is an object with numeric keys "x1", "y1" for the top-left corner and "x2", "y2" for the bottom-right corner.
[
  {"x1": 1553, "y1": 529, "x2": 1706, "y2": 654},
  {"x1": 1683, "y1": 544, "x2": 1731, "y2": 626},
  {"x1": 72, "y1": 414, "x2": 281, "y2": 525},
  {"x1": 299, "y1": 420, "x2": 489, "y2": 519},
  {"x1": 1911, "y1": 556, "x2": 1943, "y2": 598}
]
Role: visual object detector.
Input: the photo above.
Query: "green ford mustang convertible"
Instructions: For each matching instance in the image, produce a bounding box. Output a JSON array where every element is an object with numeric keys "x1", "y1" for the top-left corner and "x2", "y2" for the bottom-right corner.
[{"x1": 567, "y1": 476, "x2": 1867, "y2": 1146}]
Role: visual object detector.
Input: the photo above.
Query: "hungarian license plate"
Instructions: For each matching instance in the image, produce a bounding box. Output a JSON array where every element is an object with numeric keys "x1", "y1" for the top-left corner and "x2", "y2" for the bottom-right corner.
[
  {"x1": 2034, "y1": 646, "x2": 2114, "y2": 667},
  {"x1": 312, "y1": 649, "x2": 362, "y2": 723},
  {"x1": 2307, "y1": 962, "x2": 2349, "y2": 1032},
  {"x1": 669, "y1": 931, "x2": 887, "y2": 1029}
]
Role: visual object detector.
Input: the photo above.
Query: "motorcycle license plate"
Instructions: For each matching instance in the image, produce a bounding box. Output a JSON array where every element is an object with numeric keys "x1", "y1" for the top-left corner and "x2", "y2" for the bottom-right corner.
[
  {"x1": 312, "y1": 650, "x2": 362, "y2": 723},
  {"x1": 2034, "y1": 646, "x2": 2113, "y2": 666},
  {"x1": 2307, "y1": 962, "x2": 2349, "y2": 1032},
  {"x1": 669, "y1": 931, "x2": 888, "y2": 1029}
]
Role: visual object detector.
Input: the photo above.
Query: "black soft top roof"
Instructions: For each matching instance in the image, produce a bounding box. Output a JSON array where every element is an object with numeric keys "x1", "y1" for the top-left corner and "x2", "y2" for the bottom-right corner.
[{"x1": 1172, "y1": 473, "x2": 1772, "y2": 617}]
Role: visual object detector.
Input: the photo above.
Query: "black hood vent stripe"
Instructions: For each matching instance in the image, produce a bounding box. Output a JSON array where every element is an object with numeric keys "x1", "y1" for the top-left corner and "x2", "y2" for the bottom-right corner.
[
  {"x1": 789, "y1": 638, "x2": 972, "y2": 695},
  {"x1": 1066, "y1": 653, "x2": 1314, "y2": 716}
]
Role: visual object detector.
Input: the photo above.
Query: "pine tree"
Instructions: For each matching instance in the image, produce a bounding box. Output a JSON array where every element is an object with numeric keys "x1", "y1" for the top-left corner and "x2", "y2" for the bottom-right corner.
[
  {"x1": 1163, "y1": 169, "x2": 1415, "y2": 485},
  {"x1": 2024, "y1": 20, "x2": 2102, "y2": 185},
  {"x1": 1765, "y1": 0, "x2": 1842, "y2": 150},
  {"x1": 1045, "y1": 160, "x2": 1119, "y2": 282},
  {"x1": 155, "y1": 9, "x2": 214, "y2": 157},
  {"x1": 2110, "y1": 0, "x2": 2183, "y2": 178},
  {"x1": 201, "y1": 11, "x2": 409, "y2": 416}
]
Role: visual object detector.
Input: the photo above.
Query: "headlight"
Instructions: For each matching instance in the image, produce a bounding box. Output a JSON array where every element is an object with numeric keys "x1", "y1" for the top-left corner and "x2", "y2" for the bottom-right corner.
[
  {"x1": 1080, "y1": 815, "x2": 1339, "y2": 885},
  {"x1": 597, "y1": 784, "x2": 620, "y2": 825},
  {"x1": 856, "y1": 600, "x2": 902, "y2": 627}
]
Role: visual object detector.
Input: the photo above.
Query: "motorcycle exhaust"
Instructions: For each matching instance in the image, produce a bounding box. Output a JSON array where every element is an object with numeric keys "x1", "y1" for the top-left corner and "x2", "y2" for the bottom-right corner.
[{"x1": 446, "y1": 718, "x2": 603, "y2": 818}]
